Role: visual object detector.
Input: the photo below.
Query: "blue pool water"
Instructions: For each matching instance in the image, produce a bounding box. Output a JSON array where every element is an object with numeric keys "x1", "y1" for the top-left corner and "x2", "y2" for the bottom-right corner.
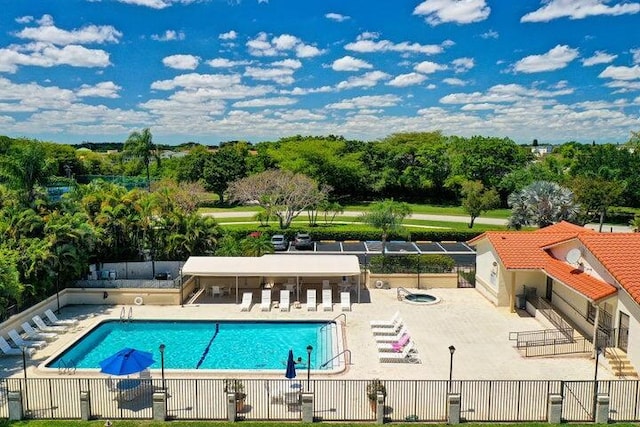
[{"x1": 47, "y1": 320, "x2": 334, "y2": 370}]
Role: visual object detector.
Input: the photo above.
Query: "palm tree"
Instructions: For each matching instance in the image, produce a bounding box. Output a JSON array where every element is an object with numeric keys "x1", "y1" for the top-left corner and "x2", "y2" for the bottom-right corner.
[
  {"x1": 240, "y1": 232, "x2": 274, "y2": 257},
  {"x1": 123, "y1": 128, "x2": 158, "y2": 192},
  {"x1": 359, "y1": 200, "x2": 412, "y2": 252},
  {"x1": 0, "y1": 141, "x2": 55, "y2": 205},
  {"x1": 507, "y1": 181, "x2": 579, "y2": 229}
]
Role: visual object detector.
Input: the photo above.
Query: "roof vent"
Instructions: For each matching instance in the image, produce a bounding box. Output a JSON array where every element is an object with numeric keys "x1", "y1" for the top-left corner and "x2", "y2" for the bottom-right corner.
[{"x1": 565, "y1": 248, "x2": 582, "y2": 265}]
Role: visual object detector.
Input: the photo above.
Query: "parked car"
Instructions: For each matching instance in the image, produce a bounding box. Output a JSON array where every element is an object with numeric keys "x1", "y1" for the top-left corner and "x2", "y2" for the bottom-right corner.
[
  {"x1": 270, "y1": 234, "x2": 289, "y2": 251},
  {"x1": 294, "y1": 233, "x2": 313, "y2": 250}
]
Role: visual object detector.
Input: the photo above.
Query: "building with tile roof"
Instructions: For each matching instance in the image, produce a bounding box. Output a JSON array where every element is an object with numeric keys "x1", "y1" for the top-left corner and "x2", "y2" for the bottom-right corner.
[{"x1": 469, "y1": 222, "x2": 640, "y2": 371}]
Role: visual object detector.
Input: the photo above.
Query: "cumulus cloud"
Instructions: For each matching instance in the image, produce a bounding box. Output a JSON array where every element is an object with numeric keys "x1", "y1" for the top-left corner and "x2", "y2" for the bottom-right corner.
[
  {"x1": 246, "y1": 32, "x2": 325, "y2": 58},
  {"x1": 76, "y1": 81, "x2": 121, "y2": 98},
  {"x1": 345, "y1": 32, "x2": 445, "y2": 55},
  {"x1": 151, "y1": 73, "x2": 242, "y2": 91},
  {"x1": 521, "y1": 0, "x2": 640, "y2": 23},
  {"x1": 151, "y1": 30, "x2": 185, "y2": 41},
  {"x1": 326, "y1": 94, "x2": 401, "y2": 109},
  {"x1": 632, "y1": 48, "x2": 640, "y2": 64},
  {"x1": 206, "y1": 58, "x2": 251, "y2": 68},
  {"x1": 414, "y1": 60, "x2": 447, "y2": 74},
  {"x1": 387, "y1": 73, "x2": 427, "y2": 87},
  {"x1": 513, "y1": 45, "x2": 579, "y2": 73},
  {"x1": 443, "y1": 77, "x2": 467, "y2": 86},
  {"x1": 232, "y1": 97, "x2": 297, "y2": 107},
  {"x1": 244, "y1": 66, "x2": 296, "y2": 85},
  {"x1": 452, "y1": 57, "x2": 475, "y2": 72},
  {"x1": 413, "y1": 0, "x2": 491, "y2": 25},
  {"x1": 332, "y1": 56, "x2": 373, "y2": 71},
  {"x1": 113, "y1": 0, "x2": 199, "y2": 9},
  {"x1": 598, "y1": 65, "x2": 640, "y2": 80},
  {"x1": 582, "y1": 51, "x2": 617, "y2": 66},
  {"x1": 163, "y1": 54, "x2": 200, "y2": 70},
  {"x1": 325, "y1": 12, "x2": 350, "y2": 22},
  {"x1": 480, "y1": 29, "x2": 499, "y2": 39},
  {"x1": 219, "y1": 30, "x2": 238, "y2": 40},
  {"x1": 15, "y1": 14, "x2": 122, "y2": 45},
  {"x1": 439, "y1": 83, "x2": 574, "y2": 105},
  {"x1": 336, "y1": 71, "x2": 390, "y2": 90},
  {"x1": 0, "y1": 43, "x2": 112, "y2": 73}
]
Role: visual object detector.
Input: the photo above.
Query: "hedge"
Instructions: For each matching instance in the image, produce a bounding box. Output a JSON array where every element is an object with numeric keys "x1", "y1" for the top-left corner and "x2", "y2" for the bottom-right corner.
[{"x1": 368, "y1": 254, "x2": 456, "y2": 273}]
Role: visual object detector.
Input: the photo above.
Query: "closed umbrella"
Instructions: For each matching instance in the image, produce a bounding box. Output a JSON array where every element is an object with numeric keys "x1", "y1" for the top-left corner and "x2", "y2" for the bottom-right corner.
[
  {"x1": 285, "y1": 349, "x2": 296, "y2": 379},
  {"x1": 100, "y1": 348, "x2": 155, "y2": 376}
]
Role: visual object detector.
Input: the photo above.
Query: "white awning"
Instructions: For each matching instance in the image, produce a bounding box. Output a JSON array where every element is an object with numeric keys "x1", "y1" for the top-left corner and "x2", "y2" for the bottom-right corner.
[{"x1": 181, "y1": 254, "x2": 361, "y2": 277}]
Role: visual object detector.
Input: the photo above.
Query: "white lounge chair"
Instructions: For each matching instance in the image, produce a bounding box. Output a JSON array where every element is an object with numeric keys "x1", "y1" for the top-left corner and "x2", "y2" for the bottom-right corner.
[
  {"x1": 8, "y1": 330, "x2": 47, "y2": 349},
  {"x1": 340, "y1": 291, "x2": 351, "y2": 311},
  {"x1": 260, "y1": 289, "x2": 272, "y2": 311},
  {"x1": 370, "y1": 311, "x2": 401, "y2": 328},
  {"x1": 322, "y1": 280, "x2": 330, "y2": 290},
  {"x1": 372, "y1": 319, "x2": 404, "y2": 336},
  {"x1": 322, "y1": 288, "x2": 333, "y2": 311},
  {"x1": 21, "y1": 322, "x2": 57, "y2": 342},
  {"x1": 280, "y1": 289, "x2": 290, "y2": 311},
  {"x1": 378, "y1": 341, "x2": 420, "y2": 363},
  {"x1": 33, "y1": 315, "x2": 68, "y2": 333},
  {"x1": 375, "y1": 326, "x2": 410, "y2": 343},
  {"x1": 0, "y1": 336, "x2": 35, "y2": 357},
  {"x1": 44, "y1": 309, "x2": 79, "y2": 327},
  {"x1": 306, "y1": 289, "x2": 317, "y2": 311},
  {"x1": 377, "y1": 333, "x2": 411, "y2": 352},
  {"x1": 240, "y1": 292, "x2": 253, "y2": 311}
]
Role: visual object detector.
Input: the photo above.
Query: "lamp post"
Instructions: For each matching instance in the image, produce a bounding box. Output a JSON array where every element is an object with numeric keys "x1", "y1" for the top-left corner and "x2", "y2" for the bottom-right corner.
[
  {"x1": 448, "y1": 345, "x2": 456, "y2": 393},
  {"x1": 306, "y1": 345, "x2": 313, "y2": 392},
  {"x1": 592, "y1": 347, "x2": 602, "y2": 420},
  {"x1": 21, "y1": 346, "x2": 29, "y2": 414},
  {"x1": 55, "y1": 271, "x2": 61, "y2": 314},
  {"x1": 159, "y1": 343, "x2": 166, "y2": 391}
]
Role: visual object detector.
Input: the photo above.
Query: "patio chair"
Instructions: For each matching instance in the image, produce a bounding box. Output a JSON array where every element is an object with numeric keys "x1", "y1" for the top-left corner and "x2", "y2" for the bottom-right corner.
[
  {"x1": 8, "y1": 329, "x2": 47, "y2": 349},
  {"x1": 209, "y1": 285, "x2": 222, "y2": 298},
  {"x1": 375, "y1": 325, "x2": 409, "y2": 343},
  {"x1": 370, "y1": 311, "x2": 400, "y2": 328},
  {"x1": 0, "y1": 336, "x2": 35, "y2": 357},
  {"x1": 371, "y1": 319, "x2": 404, "y2": 336},
  {"x1": 33, "y1": 315, "x2": 68, "y2": 333},
  {"x1": 306, "y1": 289, "x2": 317, "y2": 311},
  {"x1": 44, "y1": 309, "x2": 79, "y2": 327},
  {"x1": 22, "y1": 322, "x2": 58, "y2": 341},
  {"x1": 322, "y1": 288, "x2": 333, "y2": 311},
  {"x1": 378, "y1": 341, "x2": 420, "y2": 363},
  {"x1": 377, "y1": 333, "x2": 410, "y2": 352},
  {"x1": 340, "y1": 291, "x2": 351, "y2": 312},
  {"x1": 280, "y1": 289, "x2": 290, "y2": 312},
  {"x1": 240, "y1": 292, "x2": 253, "y2": 311},
  {"x1": 260, "y1": 289, "x2": 272, "y2": 311}
]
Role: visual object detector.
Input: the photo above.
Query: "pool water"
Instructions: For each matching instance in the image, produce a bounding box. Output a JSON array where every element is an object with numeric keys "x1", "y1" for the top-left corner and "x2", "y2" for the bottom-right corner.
[
  {"x1": 404, "y1": 293, "x2": 440, "y2": 304},
  {"x1": 48, "y1": 320, "x2": 334, "y2": 371}
]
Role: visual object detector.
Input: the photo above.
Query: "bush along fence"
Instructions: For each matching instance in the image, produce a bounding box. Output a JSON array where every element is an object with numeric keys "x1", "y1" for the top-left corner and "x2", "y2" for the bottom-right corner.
[{"x1": 1, "y1": 377, "x2": 639, "y2": 424}]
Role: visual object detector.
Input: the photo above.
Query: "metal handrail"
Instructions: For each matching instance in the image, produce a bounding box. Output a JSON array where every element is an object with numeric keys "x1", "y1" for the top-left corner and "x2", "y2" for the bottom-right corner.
[
  {"x1": 320, "y1": 313, "x2": 347, "y2": 332},
  {"x1": 127, "y1": 307, "x2": 133, "y2": 321},
  {"x1": 320, "y1": 349, "x2": 351, "y2": 368},
  {"x1": 396, "y1": 287, "x2": 412, "y2": 301},
  {"x1": 119, "y1": 307, "x2": 125, "y2": 322}
]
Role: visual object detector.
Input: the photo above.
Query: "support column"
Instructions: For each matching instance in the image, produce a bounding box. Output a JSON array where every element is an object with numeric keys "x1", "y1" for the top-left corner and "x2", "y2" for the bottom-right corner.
[
  {"x1": 592, "y1": 303, "x2": 601, "y2": 356},
  {"x1": 509, "y1": 272, "x2": 516, "y2": 313},
  {"x1": 152, "y1": 391, "x2": 167, "y2": 421},
  {"x1": 595, "y1": 394, "x2": 610, "y2": 424},
  {"x1": 375, "y1": 392, "x2": 385, "y2": 424},
  {"x1": 301, "y1": 392, "x2": 314, "y2": 423},
  {"x1": 447, "y1": 393, "x2": 461, "y2": 424},
  {"x1": 8, "y1": 391, "x2": 23, "y2": 421},
  {"x1": 80, "y1": 391, "x2": 91, "y2": 421},
  {"x1": 547, "y1": 394, "x2": 562, "y2": 424},
  {"x1": 226, "y1": 392, "x2": 237, "y2": 422}
]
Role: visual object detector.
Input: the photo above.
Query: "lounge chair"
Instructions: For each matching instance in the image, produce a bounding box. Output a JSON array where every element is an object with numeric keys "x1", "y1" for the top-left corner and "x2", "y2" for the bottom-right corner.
[
  {"x1": 44, "y1": 309, "x2": 79, "y2": 327},
  {"x1": 370, "y1": 311, "x2": 401, "y2": 328},
  {"x1": 322, "y1": 280, "x2": 330, "y2": 290},
  {"x1": 322, "y1": 288, "x2": 332, "y2": 311},
  {"x1": 371, "y1": 319, "x2": 404, "y2": 336},
  {"x1": 280, "y1": 289, "x2": 290, "y2": 312},
  {"x1": 8, "y1": 329, "x2": 47, "y2": 349},
  {"x1": 240, "y1": 292, "x2": 253, "y2": 311},
  {"x1": 0, "y1": 336, "x2": 35, "y2": 357},
  {"x1": 375, "y1": 325, "x2": 409, "y2": 343},
  {"x1": 340, "y1": 291, "x2": 351, "y2": 311},
  {"x1": 260, "y1": 289, "x2": 272, "y2": 311},
  {"x1": 33, "y1": 315, "x2": 68, "y2": 333},
  {"x1": 378, "y1": 341, "x2": 420, "y2": 363},
  {"x1": 377, "y1": 333, "x2": 410, "y2": 352},
  {"x1": 21, "y1": 322, "x2": 58, "y2": 342},
  {"x1": 306, "y1": 289, "x2": 317, "y2": 311}
]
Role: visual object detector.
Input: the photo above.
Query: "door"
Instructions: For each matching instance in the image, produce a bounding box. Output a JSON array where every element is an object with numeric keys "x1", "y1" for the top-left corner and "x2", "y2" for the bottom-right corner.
[
  {"x1": 618, "y1": 312, "x2": 629, "y2": 352},
  {"x1": 545, "y1": 276, "x2": 553, "y2": 302}
]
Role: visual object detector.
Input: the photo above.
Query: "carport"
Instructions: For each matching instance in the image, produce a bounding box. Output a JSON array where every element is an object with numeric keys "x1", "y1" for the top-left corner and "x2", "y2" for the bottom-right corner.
[{"x1": 182, "y1": 254, "x2": 363, "y2": 303}]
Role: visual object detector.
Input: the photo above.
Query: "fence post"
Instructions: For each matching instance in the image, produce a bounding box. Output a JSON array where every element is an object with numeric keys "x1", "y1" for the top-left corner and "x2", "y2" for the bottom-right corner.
[
  {"x1": 301, "y1": 392, "x2": 314, "y2": 423},
  {"x1": 595, "y1": 394, "x2": 610, "y2": 424},
  {"x1": 152, "y1": 391, "x2": 167, "y2": 421},
  {"x1": 8, "y1": 391, "x2": 23, "y2": 421},
  {"x1": 80, "y1": 390, "x2": 91, "y2": 421},
  {"x1": 376, "y1": 391, "x2": 385, "y2": 424},
  {"x1": 547, "y1": 393, "x2": 562, "y2": 424},
  {"x1": 447, "y1": 393, "x2": 461, "y2": 424},
  {"x1": 227, "y1": 392, "x2": 237, "y2": 422}
]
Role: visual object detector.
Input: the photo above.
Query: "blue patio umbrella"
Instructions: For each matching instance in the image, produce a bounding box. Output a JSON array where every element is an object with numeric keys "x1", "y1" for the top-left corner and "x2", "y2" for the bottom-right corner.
[
  {"x1": 285, "y1": 349, "x2": 297, "y2": 379},
  {"x1": 99, "y1": 348, "x2": 155, "y2": 376}
]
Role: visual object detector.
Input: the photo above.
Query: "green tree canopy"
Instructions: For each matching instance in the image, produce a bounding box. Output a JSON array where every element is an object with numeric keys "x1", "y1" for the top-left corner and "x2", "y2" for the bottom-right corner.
[{"x1": 359, "y1": 199, "x2": 412, "y2": 248}]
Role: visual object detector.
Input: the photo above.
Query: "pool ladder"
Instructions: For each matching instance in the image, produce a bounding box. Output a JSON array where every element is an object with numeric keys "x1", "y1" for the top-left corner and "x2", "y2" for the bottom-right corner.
[
  {"x1": 57, "y1": 359, "x2": 77, "y2": 375},
  {"x1": 397, "y1": 287, "x2": 412, "y2": 301},
  {"x1": 120, "y1": 307, "x2": 133, "y2": 322}
]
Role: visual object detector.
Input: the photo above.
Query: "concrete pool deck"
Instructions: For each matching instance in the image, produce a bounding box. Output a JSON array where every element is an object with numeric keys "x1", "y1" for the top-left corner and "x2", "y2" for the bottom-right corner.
[{"x1": 1, "y1": 287, "x2": 617, "y2": 381}]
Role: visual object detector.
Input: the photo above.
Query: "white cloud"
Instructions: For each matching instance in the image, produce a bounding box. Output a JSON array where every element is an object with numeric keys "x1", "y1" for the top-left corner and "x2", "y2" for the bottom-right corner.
[
  {"x1": 162, "y1": 54, "x2": 200, "y2": 70},
  {"x1": 0, "y1": 43, "x2": 111, "y2": 73},
  {"x1": 521, "y1": 0, "x2": 640, "y2": 22},
  {"x1": 581, "y1": 51, "x2": 617, "y2": 66},
  {"x1": 272, "y1": 59, "x2": 302, "y2": 69},
  {"x1": 632, "y1": 48, "x2": 640, "y2": 64},
  {"x1": 113, "y1": 0, "x2": 198, "y2": 9},
  {"x1": 76, "y1": 81, "x2": 121, "y2": 98},
  {"x1": 151, "y1": 30, "x2": 185, "y2": 41},
  {"x1": 233, "y1": 97, "x2": 297, "y2": 107},
  {"x1": 387, "y1": 73, "x2": 427, "y2": 87},
  {"x1": 219, "y1": 30, "x2": 238, "y2": 40},
  {"x1": 247, "y1": 32, "x2": 325, "y2": 58},
  {"x1": 514, "y1": 45, "x2": 579, "y2": 73},
  {"x1": 325, "y1": 13, "x2": 350, "y2": 22},
  {"x1": 332, "y1": 56, "x2": 373, "y2": 71},
  {"x1": 598, "y1": 65, "x2": 640, "y2": 80},
  {"x1": 336, "y1": 71, "x2": 390, "y2": 90},
  {"x1": 414, "y1": 60, "x2": 447, "y2": 74},
  {"x1": 439, "y1": 83, "x2": 573, "y2": 105},
  {"x1": 151, "y1": 73, "x2": 242, "y2": 90},
  {"x1": 295, "y1": 44, "x2": 324, "y2": 58},
  {"x1": 206, "y1": 58, "x2": 251, "y2": 68},
  {"x1": 15, "y1": 14, "x2": 122, "y2": 45},
  {"x1": 326, "y1": 94, "x2": 401, "y2": 109},
  {"x1": 443, "y1": 77, "x2": 467, "y2": 86},
  {"x1": 413, "y1": 0, "x2": 491, "y2": 25},
  {"x1": 480, "y1": 29, "x2": 499, "y2": 39},
  {"x1": 345, "y1": 33, "x2": 445, "y2": 55},
  {"x1": 452, "y1": 57, "x2": 475, "y2": 73},
  {"x1": 244, "y1": 66, "x2": 296, "y2": 85}
]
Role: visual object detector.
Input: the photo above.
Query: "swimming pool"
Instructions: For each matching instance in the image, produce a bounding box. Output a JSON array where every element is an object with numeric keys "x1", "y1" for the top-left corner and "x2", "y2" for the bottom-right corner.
[{"x1": 47, "y1": 320, "x2": 338, "y2": 371}]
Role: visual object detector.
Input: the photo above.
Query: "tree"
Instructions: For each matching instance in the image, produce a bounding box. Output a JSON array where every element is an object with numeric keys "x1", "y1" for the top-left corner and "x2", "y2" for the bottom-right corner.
[
  {"x1": 631, "y1": 214, "x2": 640, "y2": 232},
  {"x1": 0, "y1": 139, "x2": 56, "y2": 205},
  {"x1": 460, "y1": 180, "x2": 500, "y2": 228},
  {"x1": 0, "y1": 247, "x2": 24, "y2": 318},
  {"x1": 507, "y1": 181, "x2": 579, "y2": 229},
  {"x1": 359, "y1": 200, "x2": 412, "y2": 250},
  {"x1": 571, "y1": 176, "x2": 624, "y2": 232},
  {"x1": 240, "y1": 232, "x2": 274, "y2": 256},
  {"x1": 123, "y1": 128, "x2": 158, "y2": 191},
  {"x1": 202, "y1": 143, "x2": 248, "y2": 204},
  {"x1": 228, "y1": 170, "x2": 330, "y2": 229}
]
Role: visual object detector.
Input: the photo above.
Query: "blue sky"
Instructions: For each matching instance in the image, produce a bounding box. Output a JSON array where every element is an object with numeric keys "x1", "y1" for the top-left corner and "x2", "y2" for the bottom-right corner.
[{"x1": 0, "y1": 0, "x2": 639, "y2": 145}]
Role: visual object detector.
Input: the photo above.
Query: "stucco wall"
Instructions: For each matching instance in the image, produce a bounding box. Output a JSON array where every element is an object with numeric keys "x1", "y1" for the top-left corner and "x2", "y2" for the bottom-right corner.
[
  {"x1": 616, "y1": 290, "x2": 640, "y2": 371},
  {"x1": 552, "y1": 283, "x2": 593, "y2": 336},
  {"x1": 368, "y1": 273, "x2": 458, "y2": 289}
]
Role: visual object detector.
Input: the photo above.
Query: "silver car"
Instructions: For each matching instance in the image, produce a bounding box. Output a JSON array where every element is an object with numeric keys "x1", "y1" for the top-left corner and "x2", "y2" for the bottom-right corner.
[{"x1": 270, "y1": 234, "x2": 288, "y2": 251}]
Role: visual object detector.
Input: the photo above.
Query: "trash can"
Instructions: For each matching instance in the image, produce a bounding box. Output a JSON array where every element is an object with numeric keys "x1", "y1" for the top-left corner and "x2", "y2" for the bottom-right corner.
[{"x1": 515, "y1": 294, "x2": 526, "y2": 310}]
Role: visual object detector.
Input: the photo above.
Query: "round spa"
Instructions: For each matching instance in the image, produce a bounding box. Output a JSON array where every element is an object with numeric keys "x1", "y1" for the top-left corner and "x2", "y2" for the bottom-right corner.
[{"x1": 403, "y1": 293, "x2": 441, "y2": 305}]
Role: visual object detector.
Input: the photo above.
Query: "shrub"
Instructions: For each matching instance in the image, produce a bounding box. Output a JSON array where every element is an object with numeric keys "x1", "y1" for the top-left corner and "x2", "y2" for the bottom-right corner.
[{"x1": 368, "y1": 254, "x2": 456, "y2": 274}]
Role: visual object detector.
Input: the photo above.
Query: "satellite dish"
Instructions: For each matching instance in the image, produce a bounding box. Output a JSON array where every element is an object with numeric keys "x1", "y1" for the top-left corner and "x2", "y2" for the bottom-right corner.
[{"x1": 566, "y1": 248, "x2": 582, "y2": 265}]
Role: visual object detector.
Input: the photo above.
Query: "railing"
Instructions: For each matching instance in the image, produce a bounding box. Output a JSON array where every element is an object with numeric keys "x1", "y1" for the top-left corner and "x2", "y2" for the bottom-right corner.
[
  {"x1": 530, "y1": 295, "x2": 574, "y2": 333},
  {"x1": 509, "y1": 328, "x2": 574, "y2": 349},
  {"x1": 320, "y1": 313, "x2": 346, "y2": 332},
  {"x1": 396, "y1": 287, "x2": 412, "y2": 301},
  {"x1": 320, "y1": 349, "x2": 352, "y2": 368},
  {"x1": 56, "y1": 359, "x2": 77, "y2": 375},
  {"x1": 524, "y1": 337, "x2": 592, "y2": 357},
  {"x1": 4, "y1": 378, "x2": 640, "y2": 422}
]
